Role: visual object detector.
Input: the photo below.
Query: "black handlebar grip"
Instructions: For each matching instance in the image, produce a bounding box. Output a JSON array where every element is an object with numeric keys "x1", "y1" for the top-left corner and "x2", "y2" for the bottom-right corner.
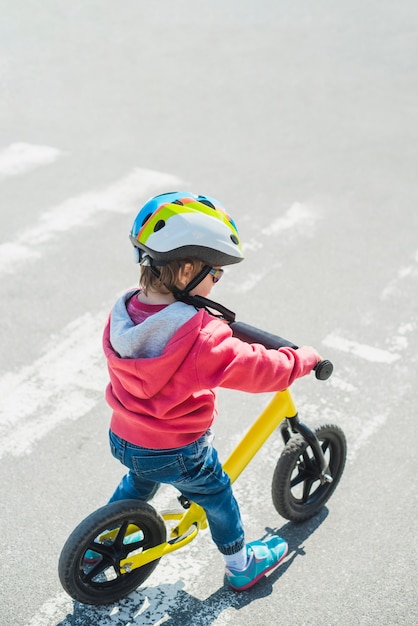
[
  {"x1": 230, "y1": 321, "x2": 298, "y2": 350},
  {"x1": 230, "y1": 321, "x2": 333, "y2": 381},
  {"x1": 314, "y1": 359, "x2": 333, "y2": 380}
]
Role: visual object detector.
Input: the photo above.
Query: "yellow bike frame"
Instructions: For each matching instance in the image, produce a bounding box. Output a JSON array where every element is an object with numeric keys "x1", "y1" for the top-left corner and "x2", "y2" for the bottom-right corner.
[{"x1": 119, "y1": 388, "x2": 297, "y2": 574}]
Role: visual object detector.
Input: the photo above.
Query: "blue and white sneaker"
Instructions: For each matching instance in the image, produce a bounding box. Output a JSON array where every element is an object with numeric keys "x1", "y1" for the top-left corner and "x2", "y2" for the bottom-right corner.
[
  {"x1": 225, "y1": 536, "x2": 288, "y2": 591},
  {"x1": 83, "y1": 549, "x2": 102, "y2": 565}
]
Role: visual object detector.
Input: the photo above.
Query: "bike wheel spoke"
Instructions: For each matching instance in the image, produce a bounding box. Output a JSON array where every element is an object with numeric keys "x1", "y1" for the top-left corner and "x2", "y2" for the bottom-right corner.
[
  {"x1": 114, "y1": 521, "x2": 129, "y2": 549},
  {"x1": 83, "y1": 559, "x2": 112, "y2": 583},
  {"x1": 290, "y1": 465, "x2": 308, "y2": 488},
  {"x1": 302, "y1": 477, "x2": 315, "y2": 502}
]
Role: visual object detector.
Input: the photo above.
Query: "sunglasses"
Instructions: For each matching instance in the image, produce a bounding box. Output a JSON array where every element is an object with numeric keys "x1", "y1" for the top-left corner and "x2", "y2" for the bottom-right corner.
[{"x1": 209, "y1": 268, "x2": 224, "y2": 284}]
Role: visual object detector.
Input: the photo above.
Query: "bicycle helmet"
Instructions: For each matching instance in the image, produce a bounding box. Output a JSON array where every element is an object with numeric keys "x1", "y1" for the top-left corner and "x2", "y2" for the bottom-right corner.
[{"x1": 130, "y1": 192, "x2": 244, "y2": 267}]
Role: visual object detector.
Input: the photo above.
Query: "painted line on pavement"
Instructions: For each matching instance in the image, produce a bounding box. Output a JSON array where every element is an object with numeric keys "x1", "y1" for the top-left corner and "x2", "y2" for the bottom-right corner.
[
  {"x1": 0, "y1": 311, "x2": 107, "y2": 460},
  {"x1": 260, "y1": 201, "x2": 318, "y2": 237},
  {"x1": 233, "y1": 202, "x2": 318, "y2": 293},
  {"x1": 0, "y1": 167, "x2": 184, "y2": 275},
  {"x1": 381, "y1": 248, "x2": 418, "y2": 300},
  {"x1": 320, "y1": 314, "x2": 415, "y2": 463},
  {"x1": 322, "y1": 334, "x2": 400, "y2": 363},
  {"x1": 0, "y1": 142, "x2": 64, "y2": 177}
]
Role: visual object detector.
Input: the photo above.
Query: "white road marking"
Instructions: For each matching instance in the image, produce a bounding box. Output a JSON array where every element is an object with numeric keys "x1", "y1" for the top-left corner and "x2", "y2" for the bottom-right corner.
[
  {"x1": 232, "y1": 203, "x2": 318, "y2": 293},
  {"x1": 261, "y1": 202, "x2": 318, "y2": 236},
  {"x1": 328, "y1": 375, "x2": 357, "y2": 393},
  {"x1": 0, "y1": 167, "x2": 184, "y2": 275},
  {"x1": 381, "y1": 248, "x2": 418, "y2": 299},
  {"x1": 320, "y1": 309, "x2": 415, "y2": 463},
  {"x1": 322, "y1": 333, "x2": 400, "y2": 363},
  {"x1": 0, "y1": 167, "x2": 185, "y2": 456},
  {"x1": 388, "y1": 321, "x2": 416, "y2": 351},
  {"x1": 24, "y1": 592, "x2": 72, "y2": 626},
  {"x1": 229, "y1": 264, "x2": 281, "y2": 293},
  {"x1": 24, "y1": 585, "x2": 178, "y2": 626},
  {"x1": 0, "y1": 142, "x2": 64, "y2": 177},
  {"x1": 345, "y1": 409, "x2": 389, "y2": 464},
  {"x1": 0, "y1": 311, "x2": 107, "y2": 460}
]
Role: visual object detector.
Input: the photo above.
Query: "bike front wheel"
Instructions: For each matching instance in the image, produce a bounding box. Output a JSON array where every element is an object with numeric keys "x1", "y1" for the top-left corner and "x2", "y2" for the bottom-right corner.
[
  {"x1": 272, "y1": 424, "x2": 346, "y2": 522},
  {"x1": 58, "y1": 499, "x2": 166, "y2": 605}
]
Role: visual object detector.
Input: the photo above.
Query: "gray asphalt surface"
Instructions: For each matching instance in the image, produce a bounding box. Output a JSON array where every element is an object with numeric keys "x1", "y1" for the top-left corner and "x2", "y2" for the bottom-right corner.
[{"x1": 0, "y1": 2, "x2": 417, "y2": 625}]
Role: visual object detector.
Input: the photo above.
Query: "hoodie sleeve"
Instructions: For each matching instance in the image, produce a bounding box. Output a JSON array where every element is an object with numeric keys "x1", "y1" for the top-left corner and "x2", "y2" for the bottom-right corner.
[{"x1": 194, "y1": 318, "x2": 319, "y2": 393}]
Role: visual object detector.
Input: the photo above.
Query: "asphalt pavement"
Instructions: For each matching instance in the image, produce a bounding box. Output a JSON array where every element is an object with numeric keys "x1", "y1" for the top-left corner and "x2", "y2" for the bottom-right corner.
[{"x1": 0, "y1": 2, "x2": 417, "y2": 625}]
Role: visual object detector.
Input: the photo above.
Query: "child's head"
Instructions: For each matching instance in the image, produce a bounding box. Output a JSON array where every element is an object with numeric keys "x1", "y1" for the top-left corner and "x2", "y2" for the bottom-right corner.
[
  {"x1": 130, "y1": 192, "x2": 244, "y2": 298},
  {"x1": 139, "y1": 257, "x2": 205, "y2": 296}
]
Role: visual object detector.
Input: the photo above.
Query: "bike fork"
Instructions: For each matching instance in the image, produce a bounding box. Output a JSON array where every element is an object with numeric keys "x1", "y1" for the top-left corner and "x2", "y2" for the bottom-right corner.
[{"x1": 281, "y1": 415, "x2": 333, "y2": 485}]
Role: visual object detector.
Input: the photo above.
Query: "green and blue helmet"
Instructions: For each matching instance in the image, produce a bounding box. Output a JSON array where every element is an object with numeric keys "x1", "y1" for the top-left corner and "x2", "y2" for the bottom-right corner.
[{"x1": 130, "y1": 192, "x2": 244, "y2": 267}]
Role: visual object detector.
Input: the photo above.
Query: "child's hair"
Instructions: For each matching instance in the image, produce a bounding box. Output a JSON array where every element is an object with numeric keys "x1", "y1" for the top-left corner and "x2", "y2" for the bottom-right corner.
[{"x1": 140, "y1": 258, "x2": 205, "y2": 295}]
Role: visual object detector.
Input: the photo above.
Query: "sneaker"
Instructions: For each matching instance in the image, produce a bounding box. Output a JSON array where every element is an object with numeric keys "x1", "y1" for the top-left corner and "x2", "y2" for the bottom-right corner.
[
  {"x1": 83, "y1": 528, "x2": 144, "y2": 565},
  {"x1": 83, "y1": 549, "x2": 101, "y2": 565},
  {"x1": 225, "y1": 536, "x2": 288, "y2": 591}
]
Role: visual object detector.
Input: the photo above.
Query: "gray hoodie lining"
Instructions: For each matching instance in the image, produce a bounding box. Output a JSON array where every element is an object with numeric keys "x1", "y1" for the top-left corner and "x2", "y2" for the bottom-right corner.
[{"x1": 110, "y1": 290, "x2": 198, "y2": 359}]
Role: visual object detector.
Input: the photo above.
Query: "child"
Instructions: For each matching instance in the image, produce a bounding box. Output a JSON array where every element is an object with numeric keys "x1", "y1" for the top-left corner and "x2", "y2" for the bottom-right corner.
[{"x1": 103, "y1": 191, "x2": 321, "y2": 591}]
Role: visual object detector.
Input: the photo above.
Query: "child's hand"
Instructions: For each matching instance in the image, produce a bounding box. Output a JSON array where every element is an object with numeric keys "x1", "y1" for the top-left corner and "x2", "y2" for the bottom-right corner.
[{"x1": 301, "y1": 346, "x2": 323, "y2": 363}]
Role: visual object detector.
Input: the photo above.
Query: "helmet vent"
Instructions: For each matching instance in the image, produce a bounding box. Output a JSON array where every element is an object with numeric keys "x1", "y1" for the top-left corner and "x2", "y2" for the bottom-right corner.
[
  {"x1": 154, "y1": 219, "x2": 166, "y2": 232},
  {"x1": 230, "y1": 234, "x2": 239, "y2": 245},
  {"x1": 141, "y1": 213, "x2": 152, "y2": 226},
  {"x1": 199, "y1": 198, "x2": 216, "y2": 209}
]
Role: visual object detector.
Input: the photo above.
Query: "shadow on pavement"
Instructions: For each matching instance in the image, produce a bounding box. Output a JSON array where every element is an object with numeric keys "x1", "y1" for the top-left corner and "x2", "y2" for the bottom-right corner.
[{"x1": 57, "y1": 508, "x2": 328, "y2": 626}]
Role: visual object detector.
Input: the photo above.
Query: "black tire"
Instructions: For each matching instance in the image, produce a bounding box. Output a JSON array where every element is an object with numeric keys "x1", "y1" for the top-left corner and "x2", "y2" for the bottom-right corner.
[
  {"x1": 58, "y1": 500, "x2": 166, "y2": 605},
  {"x1": 272, "y1": 424, "x2": 346, "y2": 522}
]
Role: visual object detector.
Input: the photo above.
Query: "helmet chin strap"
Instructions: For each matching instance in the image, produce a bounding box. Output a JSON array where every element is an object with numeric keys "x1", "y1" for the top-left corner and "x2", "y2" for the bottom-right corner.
[
  {"x1": 173, "y1": 265, "x2": 236, "y2": 322},
  {"x1": 183, "y1": 265, "x2": 212, "y2": 293},
  {"x1": 172, "y1": 264, "x2": 211, "y2": 300},
  {"x1": 143, "y1": 259, "x2": 236, "y2": 321},
  {"x1": 176, "y1": 293, "x2": 236, "y2": 322}
]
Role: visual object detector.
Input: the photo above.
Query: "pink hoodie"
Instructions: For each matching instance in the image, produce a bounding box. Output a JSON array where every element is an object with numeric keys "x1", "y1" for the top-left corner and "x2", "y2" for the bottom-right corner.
[{"x1": 103, "y1": 292, "x2": 318, "y2": 449}]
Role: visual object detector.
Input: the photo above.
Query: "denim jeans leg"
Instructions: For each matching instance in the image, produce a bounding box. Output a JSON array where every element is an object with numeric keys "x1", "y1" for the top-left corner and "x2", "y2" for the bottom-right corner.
[
  {"x1": 172, "y1": 437, "x2": 245, "y2": 555},
  {"x1": 107, "y1": 430, "x2": 245, "y2": 555},
  {"x1": 108, "y1": 431, "x2": 160, "y2": 503},
  {"x1": 108, "y1": 470, "x2": 160, "y2": 503}
]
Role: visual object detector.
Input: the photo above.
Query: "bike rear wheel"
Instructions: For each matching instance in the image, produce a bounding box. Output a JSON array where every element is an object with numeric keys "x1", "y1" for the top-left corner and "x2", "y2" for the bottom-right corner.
[
  {"x1": 272, "y1": 424, "x2": 346, "y2": 522},
  {"x1": 58, "y1": 499, "x2": 166, "y2": 605}
]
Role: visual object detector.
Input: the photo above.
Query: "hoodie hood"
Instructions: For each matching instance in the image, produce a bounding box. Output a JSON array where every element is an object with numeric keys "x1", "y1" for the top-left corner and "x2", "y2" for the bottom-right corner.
[
  {"x1": 104, "y1": 290, "x2": 204, "y2": 399},
  {"x1": 110, "y1": 290, "x2": 198, "y2": 359}
]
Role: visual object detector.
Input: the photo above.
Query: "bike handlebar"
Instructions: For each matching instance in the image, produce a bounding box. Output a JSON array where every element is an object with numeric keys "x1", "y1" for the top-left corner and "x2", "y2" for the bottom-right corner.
[
  {"x1": 229, "y1": 321, "x2": 333, "y2": 381},
  {"x1": 313, "y1": 359, "x2": 333, "y2": 380}
]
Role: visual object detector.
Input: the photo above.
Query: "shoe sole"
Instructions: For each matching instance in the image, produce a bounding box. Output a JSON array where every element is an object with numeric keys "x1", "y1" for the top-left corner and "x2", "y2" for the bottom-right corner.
[{"x1": 228, "y1": 544, "x2": 288, "y2": 592}]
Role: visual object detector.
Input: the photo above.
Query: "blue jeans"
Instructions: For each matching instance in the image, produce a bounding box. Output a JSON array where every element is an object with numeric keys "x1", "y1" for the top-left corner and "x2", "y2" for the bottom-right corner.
[{"x1": 108, "y1": 429, "x2": 245, "y2": 555}]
